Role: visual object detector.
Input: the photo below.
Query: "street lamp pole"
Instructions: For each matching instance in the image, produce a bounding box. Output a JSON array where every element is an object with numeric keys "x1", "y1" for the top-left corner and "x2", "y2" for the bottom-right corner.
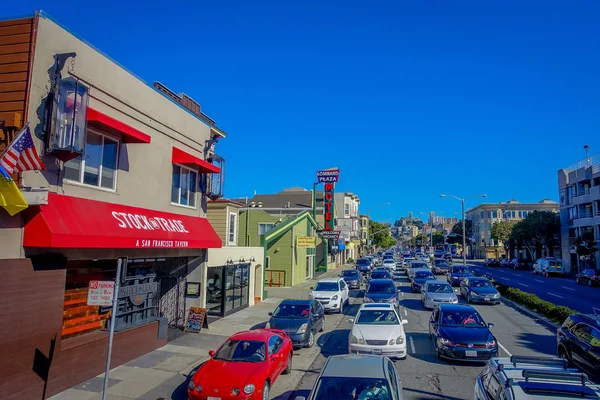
[
  {"x1": 440, "y1": 193, "x2": 487, "y2": 265},
  {"x1": 366, "y1": 202, "x2": 390, "y2": 254}
]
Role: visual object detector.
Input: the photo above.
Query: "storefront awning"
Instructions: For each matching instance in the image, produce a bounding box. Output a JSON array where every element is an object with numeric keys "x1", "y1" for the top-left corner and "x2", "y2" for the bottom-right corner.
[
  {"x1": 24, "y1": 193, "x2": 222, "y2": 249},
  {"x1": 87, "y1": 108, "x2": 152, "y2": 144},
  {"x1": 172, "y1": 147, "x2": 221, "y2": 174}
]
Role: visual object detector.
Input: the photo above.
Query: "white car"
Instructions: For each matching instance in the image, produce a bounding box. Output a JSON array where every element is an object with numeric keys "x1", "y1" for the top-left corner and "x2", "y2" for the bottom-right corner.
[
  {"x1": 403, "y1": 257, "x2": 415, "y2": 267},
  {"x1": 382, "y1": 259, "x2": 396, "y2": 271},
  {"x1": 348, "y1": 303, "x2": 408, "y2": 359},
  {"x1": 310, "y1": 277, "x2": 349, "y2": 313}
]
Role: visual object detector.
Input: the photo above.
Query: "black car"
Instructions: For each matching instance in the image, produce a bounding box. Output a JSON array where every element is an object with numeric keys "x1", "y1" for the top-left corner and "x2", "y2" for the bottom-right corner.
[
  {"x1": 429, "y1": 304, "x2": 497, "y2": 362},
  {"x1": 557, "y1": 313, "x2": 600, "y2": 382},
  {"x1": 364, "y1": 279, "x2": 399, "y2": 309},
  {"x1": 341, "y1": 269, "x2": 362, "y2": 289},
  {"x1": 412, "y1": 270, "x2": 436, "y2": 292},
  {"x1": 267, "y1": 299, "x2": 325, "y2": 349},
  {"x1": 369, "y1": 270, "x2": 393, "y2": 281},
  {"x1": 447, "y1": 266, "x2": 473, "y2": 286},
  {"x1": 459, "y1": 277, "x2": 500, "y2": 304},
  {"x1": 356, "y1": 258, "x2": 372, "y2": 275},
  {"x1": 508, "y1": 258, "x2": 530, "y2": 270},
  {"x1": 576, "y1": 269, "x2": 600, "y2": 287},
  {"x1": 484, "y1": 258, "x2": 500, "y2": 267}
]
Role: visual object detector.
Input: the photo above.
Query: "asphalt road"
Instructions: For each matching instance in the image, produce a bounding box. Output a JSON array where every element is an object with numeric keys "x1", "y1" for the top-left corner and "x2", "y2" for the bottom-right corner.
[
  {"x1": 468, "y1": 261, "x2": 600, "y2": 314},
  {"x1": 282, "y1": 269, "x2": 558, "y2": 400}
]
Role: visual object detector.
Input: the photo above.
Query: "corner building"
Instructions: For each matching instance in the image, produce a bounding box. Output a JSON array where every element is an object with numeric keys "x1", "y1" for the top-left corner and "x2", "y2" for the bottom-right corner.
[{"x1": 0, "y1": 13, "x2": 227, "y2": 399}]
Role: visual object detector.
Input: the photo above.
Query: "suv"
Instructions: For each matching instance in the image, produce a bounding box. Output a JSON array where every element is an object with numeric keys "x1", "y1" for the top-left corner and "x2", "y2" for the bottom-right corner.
[
  {"x1": 533, "y1": 257, "x2": 565, "y2": 277},
  {"x1": 474, "y1": 355, "x2": 600, "y2": 399},
  {"x1": 557, "y1": 313, "x2": 600, "y2": 381},
  {"x1": 576, "y1": 269, "x2": 600, "y2": 287},
  {"x1": 309, "y1": 277, "x2": 349, "y2": 314}
]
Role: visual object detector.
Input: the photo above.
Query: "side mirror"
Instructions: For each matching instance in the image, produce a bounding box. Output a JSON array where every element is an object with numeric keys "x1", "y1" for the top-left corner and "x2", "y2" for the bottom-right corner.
[
  {"x1": 402, "y1": 319, "x2": 408, "y2": 325},
  {"x1": 348, "y1": 318, "x2": 355, "y2": 323},
  {"x1": 488, "y1": 323, "x2": 495, "y2": 328},
  {"x1": 309, "y1": 287, "x2": 313, "y2": 290},
  {"x1": 208, "y1": 350, "x2": 215, "y2": 357},
  {"x1": 268, "y1": 312, "x2": 273, "y2": 316},
  {"x1": 272, "y1": 353, "x2": 281, "y2": 360}
]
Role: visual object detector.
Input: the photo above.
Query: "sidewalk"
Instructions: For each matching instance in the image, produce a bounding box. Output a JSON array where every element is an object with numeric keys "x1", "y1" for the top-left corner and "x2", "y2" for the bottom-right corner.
[{"x1": 49, "y1": 268, "x2": 343, "y2": 400}]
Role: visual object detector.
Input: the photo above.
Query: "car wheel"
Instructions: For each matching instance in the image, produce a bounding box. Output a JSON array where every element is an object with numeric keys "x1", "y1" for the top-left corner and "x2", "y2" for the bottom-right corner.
[
  {"x1": 262, "y1": 381, "x2": 270, "y2": 400},
  {"x1": 435, "y1": 341, "x2": 442, "y2": 360},
  {"x1": 306, "y1": 331, "x2": 315, "y2": 348},
  {"x1": 283, "y1": 353, "x2": 292, "y2": 374}
]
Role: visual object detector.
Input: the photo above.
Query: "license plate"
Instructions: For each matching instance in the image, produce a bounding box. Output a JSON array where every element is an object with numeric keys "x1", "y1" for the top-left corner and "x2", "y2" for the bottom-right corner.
[
  {"x1": 208, "y1": 397, "x2": 221, "y2": 400},
  {"x1": 484, "y1": 297, "x2": 490, "y2": 301},
  {"x1": 372, "y1": 349, "x2": 382, "y2": 354},
  {"x1": 465, "y1": 350, "x2": 477, "y2": 357}
]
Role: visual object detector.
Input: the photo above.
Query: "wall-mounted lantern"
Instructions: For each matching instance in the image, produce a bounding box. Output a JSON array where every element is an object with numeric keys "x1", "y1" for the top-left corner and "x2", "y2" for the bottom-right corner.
[{"x1": 201, "y1": 153, "x2": 225, "y2": 201}]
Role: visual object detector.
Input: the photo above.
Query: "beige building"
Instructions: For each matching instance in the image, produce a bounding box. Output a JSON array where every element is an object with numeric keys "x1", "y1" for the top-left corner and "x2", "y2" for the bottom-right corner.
[
  {"x1": 466, "y1": 199, "x2": 559, "y2": 259},
  {"x1": 0, "y1": 13, "x2": 230, "y2": 399}
]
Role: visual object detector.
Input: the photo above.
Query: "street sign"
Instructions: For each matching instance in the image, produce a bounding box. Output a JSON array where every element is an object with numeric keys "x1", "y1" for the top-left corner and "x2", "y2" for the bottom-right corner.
[
  {"x1": 87, "y1": 280, "x2": 115, "y2": 306},
  {"x1": 319, "y1": 230, "x2": 341, "y2": 240}
]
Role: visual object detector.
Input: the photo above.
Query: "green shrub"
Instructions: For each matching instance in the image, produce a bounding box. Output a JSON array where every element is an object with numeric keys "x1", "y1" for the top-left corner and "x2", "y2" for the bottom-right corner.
[{"x1": 347, "y1": 257, "x2": 355, "y2": 264}]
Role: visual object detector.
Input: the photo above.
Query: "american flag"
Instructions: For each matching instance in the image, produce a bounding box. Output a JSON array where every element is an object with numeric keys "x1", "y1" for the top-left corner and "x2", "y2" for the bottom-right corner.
[{"x1": 0, "y1": 125, "x2": 45, "y2": 174}]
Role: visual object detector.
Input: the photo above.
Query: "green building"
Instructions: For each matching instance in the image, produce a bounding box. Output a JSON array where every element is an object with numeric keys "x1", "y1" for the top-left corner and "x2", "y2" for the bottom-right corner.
[{"x1": 238, "y1": 209, "x2": 327, "y2": 289}]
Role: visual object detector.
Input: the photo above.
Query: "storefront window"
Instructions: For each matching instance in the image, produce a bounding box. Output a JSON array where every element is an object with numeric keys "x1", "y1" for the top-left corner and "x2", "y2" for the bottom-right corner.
[{"x1": 207, "y1": 264, "x2": 250, "y2": 317}]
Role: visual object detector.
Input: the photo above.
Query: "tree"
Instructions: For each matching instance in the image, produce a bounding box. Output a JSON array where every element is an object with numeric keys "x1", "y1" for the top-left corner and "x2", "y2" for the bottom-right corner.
[
  {"x1": 509, "y1": 211, "x2": 560, "y2": 260},
  {"x1": 368, "y1": 219, "x2": 395, "y2": 248},
  {"x1": 575, "y1": 231, "x2": 598, "y2": 270},
  {"x1": 432, "y1": 231, "x2": 445, "y2": 246},
  {"x1": 491, "y1": 221, "x2": 514, "y2": 257},
  {"x1": 447, "y1": 220, "x2": 473, "y2": 245}
]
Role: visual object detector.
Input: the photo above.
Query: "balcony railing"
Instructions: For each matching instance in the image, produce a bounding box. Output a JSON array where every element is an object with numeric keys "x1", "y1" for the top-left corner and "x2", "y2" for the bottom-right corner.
[{"x1": 564, "y1": 152, "x2": 600, "y2": 172}]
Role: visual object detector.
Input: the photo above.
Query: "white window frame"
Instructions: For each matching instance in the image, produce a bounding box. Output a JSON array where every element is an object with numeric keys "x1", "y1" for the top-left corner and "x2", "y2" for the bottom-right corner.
[
  {"x1": 63, "y1": 128, "x2": 119, "y2": 192},
  {"x1": 258, "y1": 223, "x2": 276, "y2": 236},
  {"x1": 228, "y1": 212, "x2": 238, "y2": 245},
  {"x1": 171, "y1": 164, "x2": 198, "y2": 209}
]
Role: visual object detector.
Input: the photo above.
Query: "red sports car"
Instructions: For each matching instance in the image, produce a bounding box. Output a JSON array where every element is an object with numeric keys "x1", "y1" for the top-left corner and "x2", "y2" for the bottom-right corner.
[{"x1": 188, "y1": 329, "x2": 293, "y2": 400}]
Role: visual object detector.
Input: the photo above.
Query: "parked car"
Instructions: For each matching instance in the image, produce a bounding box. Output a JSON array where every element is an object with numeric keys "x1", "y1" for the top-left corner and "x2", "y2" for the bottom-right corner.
[
  {"x1": 364, "y1": 279, "x2": 399, "y2": 309},
  {"x1": 447, "y1": 265, "x2": 474, "y2": 286},
  {"x1": 411, "y1": 270, "x2": 436, "y2": 293},
  {"x1": 557, "y1": 313, "x2": 600, "y2": 382},
  {"x1": 266, "y1": 299, "x2": 324, "y2": 348},
  {"x1": 576, "y1": 269, "x2": 600, "y2": 287},
  {"x1": 295, "y1": 354, "x2": 404, "y2": 400},
  {"x1": 348, "y1": 303, "x2": 408, "y2": 358},
  {"x1": 508, "y1": 258, "x2": 530, "y2": 270},
  {"x1": 459, "y1": 277, "x2": 501, "y2": 304},
  {"x1": 475, "y1": 355, "x2": 600, "y2": 400},
  {"x1": 309, "y1": 277, "x2": 349, "y2": 314},
  {"x1": 499, "y1": 259, "x2": 510, "y2": 268},
  {"x1": 341, "y1": 269, "x2": 362, "y2": 289},
  {"x1": 420, "y1": 280, "x2": 458, "y2": 309},
  {"x1": 484, "y1": 258, "x2": 500, "y2": 267},
  {"x1": 187, "y1": 329, "x2": 292, "y2": 400},
  {"x1": 429, "y1": 304, "x2": 498, "y2": 362},
  {"x1": 533, "y1": 257, "x2": 565, "y2": 277}
]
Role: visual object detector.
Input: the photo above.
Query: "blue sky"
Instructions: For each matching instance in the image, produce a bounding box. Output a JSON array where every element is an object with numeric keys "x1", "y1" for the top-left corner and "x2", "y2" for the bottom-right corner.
[{"x1": 4, "y1": 1, "x2": 600, "y2": 222}]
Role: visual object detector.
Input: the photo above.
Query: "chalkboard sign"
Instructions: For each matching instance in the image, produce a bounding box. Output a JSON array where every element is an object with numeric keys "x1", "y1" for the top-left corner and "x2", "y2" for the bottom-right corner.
[{"x1": 184, "y1": 307, "x2": 208, "y2": 333}]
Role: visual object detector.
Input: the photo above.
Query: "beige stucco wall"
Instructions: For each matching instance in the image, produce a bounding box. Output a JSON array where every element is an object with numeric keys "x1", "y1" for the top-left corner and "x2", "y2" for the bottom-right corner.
[
  {"x1": 22, "y1": 14, "x2": 214, "y2": 217},
  {"x1": 205, "y1": 247, "x2": 265, "y2": 307}
]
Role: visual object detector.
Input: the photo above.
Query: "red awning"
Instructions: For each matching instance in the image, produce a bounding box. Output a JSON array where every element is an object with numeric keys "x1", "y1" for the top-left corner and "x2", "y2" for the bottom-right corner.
[
  {"x1": 24, "y1": 194, "x2": 222, "y2": 249},
  {"x1": 87, "y1": 108, "x2": 152, "y2": 144},
  {"x1": 172, "y1": 147, "x2": 221, "y2": 174}
]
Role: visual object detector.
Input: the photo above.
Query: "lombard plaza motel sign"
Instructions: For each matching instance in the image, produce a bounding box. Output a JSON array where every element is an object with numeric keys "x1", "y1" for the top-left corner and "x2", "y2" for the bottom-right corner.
[{"x1": 317, "y1": 169, "x2": 340, "y2": 241}]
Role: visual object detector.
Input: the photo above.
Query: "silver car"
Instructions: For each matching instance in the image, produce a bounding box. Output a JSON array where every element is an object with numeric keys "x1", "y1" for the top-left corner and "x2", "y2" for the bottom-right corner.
[
  {"x1": 294, "y1": 354, "x2": 403, "y2": 400},
  {"x1": 420, "y1": 280, "x2": 458, "y2": 309},
  {"x1": 407, "y1": 266, "x2": 430, "y2": 281}
]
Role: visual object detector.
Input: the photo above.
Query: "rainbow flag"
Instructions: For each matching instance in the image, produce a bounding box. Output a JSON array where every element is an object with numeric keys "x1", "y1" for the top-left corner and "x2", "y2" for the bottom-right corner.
[{"x1": 0, "y1": 165, "x2": 28, "y2": 216}]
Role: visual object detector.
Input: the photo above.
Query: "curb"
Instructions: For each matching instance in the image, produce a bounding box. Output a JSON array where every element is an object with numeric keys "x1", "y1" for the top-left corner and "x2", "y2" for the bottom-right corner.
[{"x1": 501, "y1": 297, "x2": 560, "y2": 329}]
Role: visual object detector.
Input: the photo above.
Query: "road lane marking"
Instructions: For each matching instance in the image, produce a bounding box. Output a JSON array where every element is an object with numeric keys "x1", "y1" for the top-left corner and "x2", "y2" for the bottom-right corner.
[
  {"x1": 498, "y1": 342, "x2": 512, "y2": 357},
  {"x1": 561, "y1": 286, "x2": 576, "y2": 291},
  {"x1": 548, "y1": 293, "x2": 563, "y2": 299},
  {"x1": 534, "y1": 279, "x2": 544, "y2": 283},
  {"x1": 409, "y1": 336, "x2": 416, "y2": 354},
  {"x1": 509, "y1": 273, "x2": 519, "y2": 277},
  {"x1": 518, "y1": 283, "x2": 529, "y2": 288},
  {"x1": 498, "y1": 277, "x2": 508, "y2": 280}
]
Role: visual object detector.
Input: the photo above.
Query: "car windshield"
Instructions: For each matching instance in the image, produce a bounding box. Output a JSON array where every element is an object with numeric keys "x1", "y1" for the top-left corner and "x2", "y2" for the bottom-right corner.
[
  {"x1": 357, "y1": 259, "x2": 370, "y2": 266},
  {"x1": 213, "y1": 340, "x2": 266, "y2": 362},
  {"x1": 371, "y1": 272, "x2": 389, "y2": 279},
  {"x1": 440, "y1": 311, "x2": 486, "y2": 327},
  {"x1": 427, "y1": 283, "x2": 453, "y2": 293},
  {"x1": 314, "y1": 282, "x2": 339, "y2": 291},
  {"x1": 313, "y1": 377, "x2": 392, "y2": 400},
  {"x1": 356, "y1": 310, "x2": 399, "y2": 325},
  {"x1": 470, "y1": 280, "x2": 494, "y2": 288},
  {"x1": 412, "y1": 263, "x2": 427, "y2": 267},
  {"x1": 384, "y1": 260, "x2": 394, "y2": 263},
  {"x1": 343, "y1": 270, "x2": 360, "y2": 277},
  {"x1": 367, "y1": 282, "x2": 395, "y2": 294},
  {"x1": 415, "y1": 271, "x2": 435, "y2": 279},
  {"x1": 453, "y1": 267, "x2": 470, "y2": 274},
  {"x1": 272, "y1": 304, "x2": 309, "y2": 318}
]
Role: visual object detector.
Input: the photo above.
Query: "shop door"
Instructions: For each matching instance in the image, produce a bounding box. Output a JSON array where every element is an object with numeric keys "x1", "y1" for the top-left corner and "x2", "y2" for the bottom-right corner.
[
  {"x1": 224, "y1": 264, "x2": 250, "y2": 316},
  {"x1": 155, "y1": 258, "x2": 188, "y2": 329}
]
